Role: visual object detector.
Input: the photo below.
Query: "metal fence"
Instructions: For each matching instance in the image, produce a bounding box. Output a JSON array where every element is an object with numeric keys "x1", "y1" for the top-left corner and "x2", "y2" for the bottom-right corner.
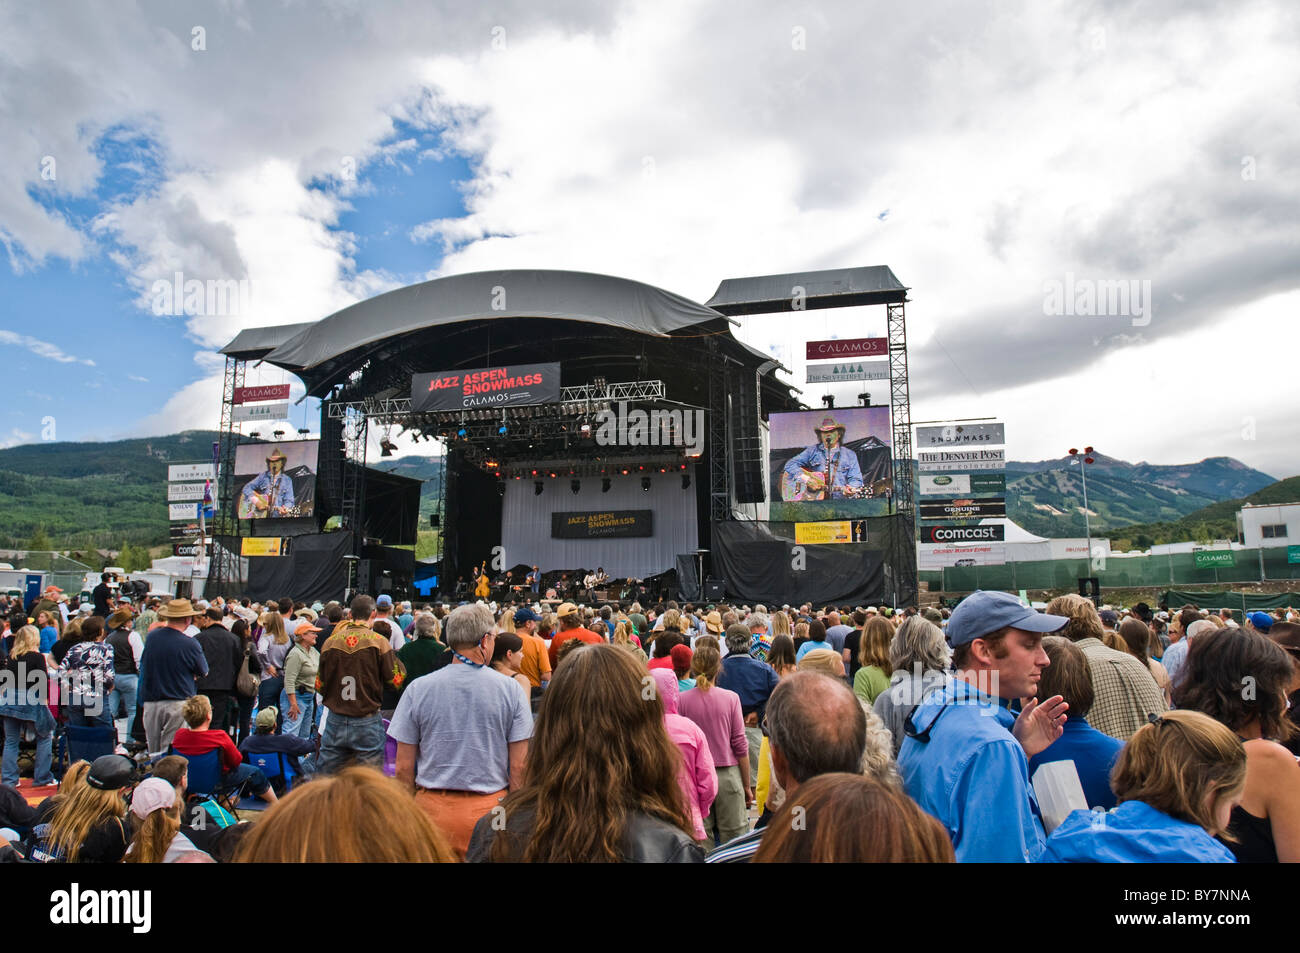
[
  {"x1": 0, "y1": 551, "x2": 95, "y2": 596},
  {"x1": 921, "y1": 547, "x2": 1300, "y2": 593}
]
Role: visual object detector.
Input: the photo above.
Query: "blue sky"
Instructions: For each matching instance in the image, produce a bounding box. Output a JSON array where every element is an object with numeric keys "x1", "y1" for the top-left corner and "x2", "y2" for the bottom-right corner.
[{"x1": 0, "y1": 2, "x2": 1296, "y2": 476}]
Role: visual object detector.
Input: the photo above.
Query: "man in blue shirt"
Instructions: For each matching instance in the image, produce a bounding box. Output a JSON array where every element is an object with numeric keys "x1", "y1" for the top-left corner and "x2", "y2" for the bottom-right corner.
[
  {"x1": 898, "y1": 590, "x2": 1069, "y2": 862},
  {"x1": 717, "y1": 624, "x2": 779, "y2": 779},
  {"x1": 139, "y1": 599, "x2": 209, "y2": 757},
  {"x1": 781, "y1": 416, "x2": 864, "y2": 500}
]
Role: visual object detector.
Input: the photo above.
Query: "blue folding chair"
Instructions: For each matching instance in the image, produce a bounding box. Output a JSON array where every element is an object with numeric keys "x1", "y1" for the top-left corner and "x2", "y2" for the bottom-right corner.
[
  {"x1": 247, "y1": 750, "x2": 296, "y2": 792},
  {"x1": 58, "y1": 725, "x2": 116, "y2": 776},
  {"x1": 171, "y1": 748, "x2": 223, "y2": 799}
]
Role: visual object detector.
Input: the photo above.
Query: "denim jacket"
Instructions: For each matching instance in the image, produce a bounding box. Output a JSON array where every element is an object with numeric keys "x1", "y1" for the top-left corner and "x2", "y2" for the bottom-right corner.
[{"x1": 897, "y1": 676, "x2": 1046, "y2": 862}]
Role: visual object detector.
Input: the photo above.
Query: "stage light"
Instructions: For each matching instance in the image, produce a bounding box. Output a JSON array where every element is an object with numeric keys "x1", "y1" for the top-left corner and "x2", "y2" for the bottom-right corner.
[
  {"x1": 249, "y1": 431, "x2": 261, "y2": 439},
  {"x1": 858, "y1": 393, "x2": 871, "y2": 407},
  {"x1": 579, "y1": 420, "x2": 592, "y2": 438},
  {"x1": 641, "y1": 477, "x2": 651, "y2": 492},
  {"x1": 297, "y1": 428, "x2": 310, "y2": 435},
  {"x1": 601, "y1": 478, "x2": 611, "y2": 493},
  {"x1": 621, "y1": 468, "x2": 629, "y2": 475},
  {"x1": 380, "y1": 436, "x2": 398, "y2": 457},
  {"x1": 497, "y1": 482, "x2": 506, "y2": 497},
  {"x1": 273, "y1": 429, "x2": 285, "y2": 438},
  {"x1": 821, "y1": 395, "x2": 835, "y2": 409},
  {"x1": 570, "y1": 480, "x2": 580, "y2": 495},
  {"x1": 534, "y1": 481, "x2": 543, "y2": 496},
  {"x1": 549, "y1": 471, "x2": 557, "y2": 478},
  {"x1": 681, "y1": 473, "x2": 691, "y2": 489}
]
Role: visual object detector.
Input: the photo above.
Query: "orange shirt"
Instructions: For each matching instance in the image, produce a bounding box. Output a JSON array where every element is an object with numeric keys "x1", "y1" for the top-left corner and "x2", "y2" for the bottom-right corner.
[
  {"x1": 517, "y1": 632, "x2": 552, "y2": 688},
  {"x1": 547, "y1": 628, "x2": 606, "y2": 669}
]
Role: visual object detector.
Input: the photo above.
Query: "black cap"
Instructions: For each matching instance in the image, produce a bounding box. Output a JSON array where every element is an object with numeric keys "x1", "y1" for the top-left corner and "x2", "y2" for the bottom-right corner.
[{"x1": 86, "y1": 754, "x2": 137, "y2": 791}]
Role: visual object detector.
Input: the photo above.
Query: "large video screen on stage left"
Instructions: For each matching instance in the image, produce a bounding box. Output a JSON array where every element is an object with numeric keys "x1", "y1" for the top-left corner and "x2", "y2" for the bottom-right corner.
[
  {"x1": 768, "y1": 407, "x2": 893, "y2": 521},
  {"x1": 234, "y1": 441, "x2": 318, "y2": 519}
]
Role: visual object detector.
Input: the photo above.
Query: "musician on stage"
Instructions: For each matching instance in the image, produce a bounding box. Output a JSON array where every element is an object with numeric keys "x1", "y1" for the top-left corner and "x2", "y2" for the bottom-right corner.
[
  {"x1": 782, "y1": 416, "x2": 864, "y2": 500},
  {"x1": 474, "y1": 569, "x2": 491, "y2": 599},
  {"x1": 527, "y1": 566, "x2": 541, "y2": 595},
  {"x1": 240, "y1": 447, "x2": 296, "y2": 517},
  {"x1": 583, "y1": 568, "x2": 599, "y2": 603}
]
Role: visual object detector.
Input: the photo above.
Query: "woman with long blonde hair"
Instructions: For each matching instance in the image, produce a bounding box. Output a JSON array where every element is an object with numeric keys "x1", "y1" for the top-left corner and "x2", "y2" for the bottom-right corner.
[
  {"x1": 0, "y1": 625, "x2": 56, "y2": 787},
  {"x1": 44, "y1": 757, "x2": 131, "y2": 862},
  {"x1": 612, "y1": 619, "x2": 648, "y2": 666},
  {"x1": 124, "y1": 777, "x2": 208, "y2": 863}
]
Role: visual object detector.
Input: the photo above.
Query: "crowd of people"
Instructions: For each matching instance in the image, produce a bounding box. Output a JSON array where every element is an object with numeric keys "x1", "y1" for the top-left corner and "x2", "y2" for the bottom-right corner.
[{"x1": 1, "y1": 579, "x2": 1298, "y2": 864}]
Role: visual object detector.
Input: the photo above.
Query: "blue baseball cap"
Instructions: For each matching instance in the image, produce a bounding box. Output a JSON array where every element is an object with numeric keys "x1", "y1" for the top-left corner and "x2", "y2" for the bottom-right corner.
[
  {"x1": 376, "y1": 594, "x2": 393, "y2": 608},
  {"x1": 947, "y1": 590, "x2": 1068, "y2": 647},
  {"x1": 1247, "y1": 611, "x2": 1274, "y2": 631},
  {"x1": 514, "y1": 606, "x2": 541, "y2": 624}
]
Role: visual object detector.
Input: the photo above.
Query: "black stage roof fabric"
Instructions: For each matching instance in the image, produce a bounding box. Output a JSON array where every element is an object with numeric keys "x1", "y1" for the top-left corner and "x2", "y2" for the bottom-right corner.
[
  {"x1": 260, "y1": 269, "x2": 725, "y2": 373},
  {"x1": 706, "y1": 265, "x2": 908, "y2": 315}
]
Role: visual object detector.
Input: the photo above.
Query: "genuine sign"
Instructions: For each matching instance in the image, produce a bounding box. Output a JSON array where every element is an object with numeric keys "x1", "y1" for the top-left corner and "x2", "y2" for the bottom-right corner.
[
  {"x1": 551, "y1": 509, "x2": 653, "y2": 539},
  {"x1": 920, "y1": 498, "x2": 1007, "y2": 521},
  {"x1": 412, "y1": 362, "x2": 561, "y2": 412}
]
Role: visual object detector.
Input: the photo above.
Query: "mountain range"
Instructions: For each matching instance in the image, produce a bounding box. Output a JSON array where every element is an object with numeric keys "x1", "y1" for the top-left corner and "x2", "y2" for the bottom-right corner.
[{"x1": 0, "y1": 433, "x2": 1284, "y2": 550}]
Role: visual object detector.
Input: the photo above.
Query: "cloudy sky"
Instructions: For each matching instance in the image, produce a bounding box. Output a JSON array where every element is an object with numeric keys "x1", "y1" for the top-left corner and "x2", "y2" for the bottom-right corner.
[{"x1": 2, "y1": 0, "x2": 1296, "y2": 476}]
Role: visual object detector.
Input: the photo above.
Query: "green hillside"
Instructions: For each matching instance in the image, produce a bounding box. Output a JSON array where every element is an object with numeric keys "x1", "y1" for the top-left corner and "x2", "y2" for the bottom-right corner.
[
  {"x1": 1102, "y1": 475, "x2": 1300, "y2": 547},
  {"x1": 1004, "y1": 467, "x2": 1220, "y2": 538}
]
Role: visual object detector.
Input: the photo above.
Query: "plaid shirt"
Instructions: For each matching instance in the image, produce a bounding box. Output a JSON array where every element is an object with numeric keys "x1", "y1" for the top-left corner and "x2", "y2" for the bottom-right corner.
[{"x1": 1074, "y1": 638, "x2": 1167, "y2": 741}]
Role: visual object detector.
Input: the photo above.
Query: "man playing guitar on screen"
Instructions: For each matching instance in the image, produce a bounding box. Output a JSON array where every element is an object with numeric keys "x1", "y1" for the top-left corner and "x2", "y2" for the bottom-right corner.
[
  {"x1": 781, "y1": 416, "x2": 866, "y2": 501},
  {"x1": 240, "y1": 447, "x2": 297, "y2": 517}
]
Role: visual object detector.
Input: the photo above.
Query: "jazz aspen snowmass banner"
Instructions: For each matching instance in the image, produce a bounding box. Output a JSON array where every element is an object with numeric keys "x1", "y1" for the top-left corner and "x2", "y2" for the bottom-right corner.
[{"x1": 412, "y1": 362, "x2": 561, "y2": 411}]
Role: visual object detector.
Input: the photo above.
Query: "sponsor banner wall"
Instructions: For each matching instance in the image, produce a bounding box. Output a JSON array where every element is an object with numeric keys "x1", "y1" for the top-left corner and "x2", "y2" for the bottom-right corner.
[
  {"x1": 922, "y1": 524, "x2": 1006, "y2": 543},
  {"x1": 233, "y1": 384, "x2": 291, "y2": 404},
  {"x1": 551, "y1": 509, "x2": 653, "y2": 539},
  {"x1": 920, "y1": 498, "x2": 1007, "y2": 521},
  {"x1": 805, "y1": 337, "x2": 887, "y2": 360},
  {"x1": 805, "y1": 359, "x2": 890, "y2": 384},
  {"x1": 794, "y1": 520, "x2": 869, "y2": 545},
  {"x1": 232, "y1": 402, "x2": 290, "y2": 423},
  {"x1": 173, "y1": 542, "x2": 213, "y2": 558},
  {"x1": 168, "y1": 463, "x2": 215, "y2": 482},
  {"x1": 169, "y1": 502, "x2": 215, "y2": 520},
  {"x1": 1193, "y1": 550, "x2": 1235, "y2": 569},
  {"x1": 169, "y1": 523, "x2": 202, "y2": 541},
  {"x1": 918, "y1": 473, "x2": 1006, "y2": 496},
  {"x1": 412, "y1": 361, "x2": 562, "y2": 412},
  {"x1": 915, "y1": 423, "x2": 1005, "y2": 447}
]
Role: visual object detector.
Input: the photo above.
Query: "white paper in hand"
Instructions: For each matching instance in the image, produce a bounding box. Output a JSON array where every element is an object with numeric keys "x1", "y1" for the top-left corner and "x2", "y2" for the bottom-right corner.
[{"x1": 1031, "y1": 759, "x2": 1089, "y2": 833}]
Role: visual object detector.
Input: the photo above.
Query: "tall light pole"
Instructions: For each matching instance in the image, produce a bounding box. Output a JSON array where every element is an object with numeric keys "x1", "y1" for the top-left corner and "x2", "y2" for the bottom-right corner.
[{"x1": 1068, "y1": 447, "x2": 1096, "y2": 583}]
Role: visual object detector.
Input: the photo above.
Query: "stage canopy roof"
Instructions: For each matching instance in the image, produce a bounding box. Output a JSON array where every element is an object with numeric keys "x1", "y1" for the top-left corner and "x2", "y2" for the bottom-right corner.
[
  {"x1": 259, "y1": 269, "x2": 725, "y2": 375},
  {"x1": 706, "y1": 265, "x2": 908, "y2": 315}
]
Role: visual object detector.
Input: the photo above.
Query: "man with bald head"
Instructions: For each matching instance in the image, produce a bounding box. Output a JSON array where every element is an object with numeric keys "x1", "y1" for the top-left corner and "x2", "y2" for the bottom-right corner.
[{"x1": 707, "y1": 670, "x2": 865, "y2": 863}]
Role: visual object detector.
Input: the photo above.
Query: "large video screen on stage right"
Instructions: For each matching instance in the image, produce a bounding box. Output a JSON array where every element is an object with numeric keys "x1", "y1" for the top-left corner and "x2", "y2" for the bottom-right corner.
[
  {"x1": 234, "y1": 441, "x2": 318, "y2": 520},
  {"x1": 768, "y1": 407, "x2": 893, "y2": 522}
]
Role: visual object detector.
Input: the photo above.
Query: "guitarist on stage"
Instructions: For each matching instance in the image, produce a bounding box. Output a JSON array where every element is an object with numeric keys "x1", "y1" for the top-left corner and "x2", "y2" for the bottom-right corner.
[
  {"x1": 782, "y1": 416, "x2": 864, "y2": 500},
  {"x1": 240, "y1": 447, "x2": 296, "y2": 517}
]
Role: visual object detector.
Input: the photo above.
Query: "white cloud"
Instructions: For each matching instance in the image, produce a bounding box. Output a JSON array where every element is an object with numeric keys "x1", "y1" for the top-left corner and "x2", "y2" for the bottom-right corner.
[
  {"x1": 2, "y1": 0, "x2": 1296, "y2": 476},
  {"x1": 0, "y1": 329, "x2": 95, "y2": 366}
]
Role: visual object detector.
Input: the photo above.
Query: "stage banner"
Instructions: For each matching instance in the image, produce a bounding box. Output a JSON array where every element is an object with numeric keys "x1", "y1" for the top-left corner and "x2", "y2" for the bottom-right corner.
[
  {"x1": 232, "y1": 402, "x2": 290, "y2": 424},
  {"x1": 794, "y1": 520, "x2": 868, "y2": 544},
  {"x1": 918, "y1": 473, "x2": 1006, "y2": 496},
  {"x1": 1193, "y1": 550, "x2": 1235, "y2": 569},
  {"x1": 241, "y1": 537, "x2": 285, "y2": 556},
  {"x1": 551, "y1": 509, "x2": 653, "y2": 539},
  {"x1": 806, "y1": 337, "x2": 887, "y2": 360},
  {"x1": 806, "y1": 359, "x2": 890, "y2": 384},
  {"x1": 168, "y1": 463, "x2": 215, "y2": 482},
  {"x1": 412, "y1": 362, "x2": 561, "y2": 412},
  {"x1": 916, "y1": 423, "x2": 1005, "y2": 447},
  {"x1": 233, "y1": 384, "x2": 291, "y2": 404},
  {"x1": 920, "y1": 498, "x2": 1007, "y2": 521},
  {"x1": 917, "y1": 449, "x2": 1005, "y2": 471},
  {"x1": 922, "y1": 524, "x2": 1006, "y2": 543}
]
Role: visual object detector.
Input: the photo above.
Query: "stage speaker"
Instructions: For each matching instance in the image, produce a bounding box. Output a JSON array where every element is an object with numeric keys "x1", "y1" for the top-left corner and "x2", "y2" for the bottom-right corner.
[
  {"x1": 1077, "y1": 577, "x2": 1100, "y2": 606},
  {"x1": 356, "y1": 559, "x2": 377, "y2": 593},
  {"x1": 703, "y1": 578, "x2": 726, "y2": 600}
]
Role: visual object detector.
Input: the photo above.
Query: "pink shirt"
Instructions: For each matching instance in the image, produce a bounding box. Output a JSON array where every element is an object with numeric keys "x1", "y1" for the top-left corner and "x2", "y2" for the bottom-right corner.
[
  {"x1": 651, "y1": 669, "x2": 717, "y2": 839},
  {"x1": 678, "y1": 682, "x2": 748, "y2": 769}
]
